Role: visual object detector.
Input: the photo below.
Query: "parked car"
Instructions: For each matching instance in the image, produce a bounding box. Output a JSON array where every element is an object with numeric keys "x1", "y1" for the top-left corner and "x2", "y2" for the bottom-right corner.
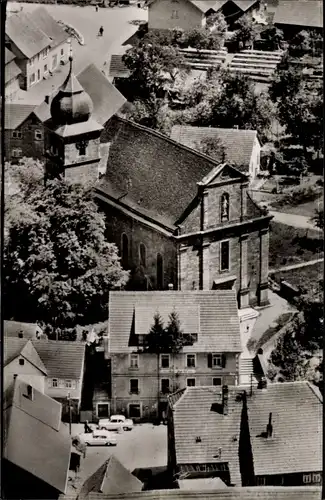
[
  {"x1": 98, "y1": 415, "x2": 134, "y2": 431},
  {"x1": 79, "y1": 429, "x2": 117, "y2": 446}
]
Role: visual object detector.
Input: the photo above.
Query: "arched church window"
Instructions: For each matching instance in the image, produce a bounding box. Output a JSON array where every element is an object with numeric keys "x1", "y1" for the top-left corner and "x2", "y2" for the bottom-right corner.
[
  {"x1": 157, "y1": 253, "x2": 163, "y2": 290},
  {"x1": 220, "y1": 193, "x2": 229, "y2": 222},
  {"x1": 139, "y1": 243, "x2": 146, "y2": 268},
  {"x1": 76, "y1": 140, "x2": 88, "y2": 156},
  {"x1": 121, "y1": 233, "x2": 129, "y2": 268}
]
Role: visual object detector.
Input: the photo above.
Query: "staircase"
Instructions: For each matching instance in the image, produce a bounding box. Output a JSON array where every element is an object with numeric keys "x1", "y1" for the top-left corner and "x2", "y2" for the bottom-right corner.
[
  {"x1": 228, "y1": 50, "x2": 283, "y2": 83},
  {"x1": 239, "y1": 357, "x2": 257, "y2": 386},
  {"x1": 179, "y1": 48, "x2": 228, "y2": 71}
]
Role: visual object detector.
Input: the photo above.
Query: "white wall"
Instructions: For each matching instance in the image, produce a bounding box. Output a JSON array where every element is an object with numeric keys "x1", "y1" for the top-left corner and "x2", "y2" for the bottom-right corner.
[
  {"x1": 4, "y1": 358, "x2": 45, "y2": 393},
  {"x1": 249, "y1": 137, "x2": 261, "y2": 179},
  {"x1": 149, "y1": 0, "x2": 204, "y2": 31}
]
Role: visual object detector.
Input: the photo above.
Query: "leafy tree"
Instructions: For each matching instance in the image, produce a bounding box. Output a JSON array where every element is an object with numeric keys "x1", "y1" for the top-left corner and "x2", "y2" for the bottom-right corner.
[
  {"x1": 313, "y1": 209, "x2": 324, "y2": 230},
  {"x1": 165, "y1": 310, "x2": 186, "y2": 354},
  {"x1": 269, "y1": 329, "x2": 306, "y2": 381},
  {"x1": 4, "y1": 164, "x2": 129, "y2": 328},
  {"x1": 269, "y1": 64, "x2": 303, "y2": 102},
  {"x1": 195, "y1": 136, "x2": 226, "y2": 163},
  {"x1": 126, "y1": 95, "x2": 174, "y2": 135},
  {"x1": 180, "y1": 23, "x2": 226, "y2": 51},
  {"x1": 260, "y1": 25, "x2": 284, "y2": 51},
  {"x1": 233, "y1": 14, "x2": 259, "y2": 49}
]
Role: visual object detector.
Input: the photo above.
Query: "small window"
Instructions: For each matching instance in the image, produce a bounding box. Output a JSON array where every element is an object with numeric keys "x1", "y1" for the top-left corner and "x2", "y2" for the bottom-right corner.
[
  {"x1": 121, "y1": 233, "x2": 129, "y2": 268},
  {"x1": 65, "y1": 380, "x2": 72, "y2": 388},
  {"x1": 257, "y1": 477, "x2": 266, "y2": 486},
  {"x1": 130, "y1": 354, "x2": 139, "y2": 369},
  {"x1": 187, "y1": 378, "x2": 196, "y2": 387},
  {"x1": 35, "y1": 129, "x2": 43, "y2": 141},
  {"x1": 220, "y1": 241, "x2": 230, "y2": 271},
  {"x1": 44, "y1": 64, "x2": 48, "y2": 73},
  {"x1": 12, "y1": 131, "x2": 22, "y2": 139},
  {"x1": 130, "y1": 379, "x2": 139, "y2": 394},
  {"x1": 76, "y1": 140, "x2": 87, "y2": 156},
  {"x1": 61, "y1": 48, "x2": 64, "y2": 56},
  {"x1": 37, "y1": 69, "x2": 41, "y2": 81},
  {"x1": 312, "y1": 473, "x2": 321, "y2": 483},
  {"x1": 12, "y1": 148, "x2": 22, "y2": 158},
  {"x1": 221, "y1": 193, "x2": 229, "y2": 222},
  {"x1": 18, "y1": 332, "x2": 23, "y2": 338},
  {"x1": 139, "y1": 243, "x2": 146, "y2": 268},
  {"x1": 161, "y1": 354, "x2": 170, "y2": 369},
  {"x1": 30, "y1": 73, "x2": 36, "y2": 85},
  {"x1": 187, "y1": 354, "x2": 196, "y2": 368},
  {"x1": 161, "y1": 379, "x2": 170, "y2": 394},
  {"x1": 213, "y1": 377, "x2": 222, "y2": 386},
  {"x1": 19, "y1": 358, "x2": 25, "y2": 366},
  {"x1": 303, "y1": 474, "x2": 312, "y2": 484},
  {"x1": 52, "y1": 378, "x2": 58, "y2": 387},
  {"x1": 212, "y1": 354, "x2": 222, "y2": 367},
  {"x1": 52, "y1": 54, "x2": 58, "y2": 70},
  {"x1": 171, "y1": 9, "x2": 179, "y2": 18},
  {"x1": 157, "y1": 253, "x2": 163, "y2": 289}
]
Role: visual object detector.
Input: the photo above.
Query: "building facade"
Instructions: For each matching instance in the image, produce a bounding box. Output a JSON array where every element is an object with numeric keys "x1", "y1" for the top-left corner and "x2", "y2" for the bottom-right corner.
[
  {"x1": 5, "y1": 106, "x2": 44, "y2": 161},
  {"x1": 148, "y1": 0, "x2": 206, "y2": 32},
  {"x1": 5, "y1": 48, "x2": 21, "y2": 100},
  {"x1": 107, "y1": 291, "x2": 242, "y2": 421}
]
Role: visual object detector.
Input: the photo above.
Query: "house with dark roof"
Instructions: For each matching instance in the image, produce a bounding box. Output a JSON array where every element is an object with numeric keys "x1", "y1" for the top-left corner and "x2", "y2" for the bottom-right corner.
[
  {"x1": 4, "y1": 320, "x2": 45, "y2": 340},
  {"x1": 77, "y1": 455, "x2": 143, "y2": 500},
  {"x1": 4, "y1": 103, "x2": 44, "y2": 161},
  {"x1": 170, "y1": 126, "x2": 261, "y2": 179},
  {"x1": 5, "y1": 7, "x2": 69, "y2": 91},
  {"x1": 204, "y1": 0, "x2": 261, "y2": 26},
  {"x1": 106, "y1": 290, "x2": 242, "y2": 421},
  {"x1": 4, "y1": 337, "x2": 86, "y2": 419},
  {"x1": 167, "y1": 381, "x2": 322, "y2": 487},
  {"x1": 64, "y1": 486, "x2": 323, "y2": 500},
  {"x1": 3, "y1": 377, "x2": 71, "y2": 499},
  {"x1": 95, "y1": 115, "x2": 271, "y2": 306},
  {"x1": 5, "y1": 47, "x2": 21, "y2": 99},
  {"x1": 274, "y1": 1, "x2": 323, "y2": 39}
]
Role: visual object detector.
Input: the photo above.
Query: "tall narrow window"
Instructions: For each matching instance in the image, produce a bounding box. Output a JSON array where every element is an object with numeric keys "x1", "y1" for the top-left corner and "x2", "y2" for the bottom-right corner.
[
  {"x1": 139, "y1": 243, "x2": 146, "y2": 268},
  {"x1": 220, "y1": 193, "x2": 229, "y2": 222},
  {"x1": 220, "y1": 241, "x2": 230, "y2": 271},
  {"x1": 157, "y1": 253, "x2": 163, "y2": 289},
  {"x1": 121, "y1": 233, "x2": 129, "y2": 268}
]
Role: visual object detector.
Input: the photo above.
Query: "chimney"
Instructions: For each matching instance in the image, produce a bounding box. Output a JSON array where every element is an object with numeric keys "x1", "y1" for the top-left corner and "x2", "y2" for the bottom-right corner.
[
  {"x1": 26, "y1": 385, "x2": 34, "y2": 400},
  {"x1": 222, "y1": 385, "x2": 228, "y2": 415},
  {"x1": 45, "y1": 95, "x2": 50, "y2": 104},
  {"x1": 13, "y1": 374, "x2": 18, "y2": 380},
  {"x1": 257, "y1": 376, "x2": 267, "y2": 390},
  {"x1": 266, "y1": 412, "x2": 273, "y2": 438},
  {"x1": 168, "y1": 284, "x2": 174, "y2": 291}
]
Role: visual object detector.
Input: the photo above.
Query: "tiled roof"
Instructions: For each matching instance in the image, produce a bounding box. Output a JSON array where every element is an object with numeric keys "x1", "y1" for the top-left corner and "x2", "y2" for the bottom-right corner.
[
  {"x1": 5, "y1": 48, "x2": 15, "y2": 64},
  {"x1": 4, "y1": 378, "x2": 70, "y2": 494},
  {"x1": 108, "y1": 291, "x2": 242, "y2": 354},
  {"x1": 78, "y1": 456, "x2": 143, "y2": 500},
  {"x1": 178, "y1": 478, "x2": 227, "y2": 490},
  {"x1": 77, "y1": 64, "x2": 127, "y2": 125},
  {"x1": 76, "y1": 487, "x2": 323, "y2": 499},
  {"x1": 4, "y1": 104, "x2": 38, "y2": 130},
  {"x1": 6, "y1": 11, "x2": 52, "y2": 59},
  {"x1": 5, "y1": 59, "x2": 22, "y2": 85},
  {"x1": 30, "y1": 7, "x2": 69, "y2": 48},
  {"x1": 190, "y1": 0, "x2": 259, "y2": 14},
  {"x1": 98, "y1": 116, "x2": 221, "y2": 226},
  {"x1": 109, "y1": 55, "x2": 131, "y2": 78},
  {"x1": 169, "y1": 382, "x2": 322, "y2": 485},
  {"x1": 36, "y1": 64, "x2": 125, "y2": 126},
  {"x1": 4, "y1": 338, "x2": 47, "y2": 376},
  {"x1": 170, "y1": 126, "x2": 258, "y2": 171},
  {"x1": 248, "y1": 381, "x2": 323, "y2": 475},
  {"x1": 4, "y1": 320, "x2": 43, "y2": 339},
  {"x1": 274, "y1": 1, "x2": 323, "y2": 28},
  {"x1": 169, "y1": 386, "x2": 243, "y2": 485},
  {"x1": 32, "y1": 340, "x2": 86, "y2": 380}
]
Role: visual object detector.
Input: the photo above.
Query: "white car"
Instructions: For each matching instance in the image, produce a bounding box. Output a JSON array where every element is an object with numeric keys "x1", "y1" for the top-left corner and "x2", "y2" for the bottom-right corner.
[
  {"x1": 98, "y1": 415, "x2": 134, "y2": 432},
  {"x1": 79, "y1": 429, "x2": 117, "y2": 446}
]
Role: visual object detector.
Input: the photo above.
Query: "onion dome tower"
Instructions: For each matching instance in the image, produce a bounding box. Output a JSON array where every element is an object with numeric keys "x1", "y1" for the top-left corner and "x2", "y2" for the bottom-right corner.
[{"x1": 44, "y1": 53, "x2": 103, "y2": 184}]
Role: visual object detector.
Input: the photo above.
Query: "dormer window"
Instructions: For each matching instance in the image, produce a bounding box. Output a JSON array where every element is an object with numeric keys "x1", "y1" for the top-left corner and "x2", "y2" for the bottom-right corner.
[
  {"x1": 19, "y1": 358, "x2": 25, "y2": 366},
  {"x1": 221, "y1": 193, "x2": 229, "y2": 222}
]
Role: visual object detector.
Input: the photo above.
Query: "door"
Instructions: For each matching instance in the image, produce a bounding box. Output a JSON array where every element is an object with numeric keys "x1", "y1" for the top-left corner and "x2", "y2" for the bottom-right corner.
[
  {"x1": 129, "y1": 404, "x2": 141, "y2": 419},
  {"x1": 97, "y1": 403, "x2": 110, "y2": 418}
]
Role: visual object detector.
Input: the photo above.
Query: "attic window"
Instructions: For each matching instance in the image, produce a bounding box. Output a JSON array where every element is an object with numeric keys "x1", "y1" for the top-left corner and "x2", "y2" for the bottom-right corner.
[
  {"x1": 18, "y1": 332, "x2": 23, "y2": 338},
  {"x1": 195, "y1": 436, "x2": 201, "y2": 443},
  {"x1": 19, "y1": 358, "x2": 25, "y2": 366}
]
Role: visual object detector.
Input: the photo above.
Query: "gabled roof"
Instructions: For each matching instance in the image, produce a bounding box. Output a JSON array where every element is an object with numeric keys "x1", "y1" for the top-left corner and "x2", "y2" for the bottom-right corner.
[
  {"x1": 191, "y1": 0, "x2": 259, "y2": 14},
  {"x1": 4, "y1": 104, "x2": 39, "y2": 130},
  {"x1": 108, "y1": 291, "x2": 242, "y2": 354},
  {"x1": 32, "y1": 340, "x2": 86, "y2": 380},
  {"x1": 78, "y1": 456, "x2": 143, "y2": 500},
  {"x1": 98, "y1": 116, "x2": 226, "y2": 226},
  {"x1": 109, "y1": 55, "x2": 131, "y2": 79},
  {"x1": 5, "y1": 59, "x2": 22, "y2": 85},
  {"x1": 30, "y1": 7, "x2": 69, "y2": 48},
  {"x1": 6, "y1": 11, "x2": 52, "y2": 59},
  {"x1": 274, "y1": 1, "x2": 323, "y2": 29},
  {"x1": 4, "y1": 320, "x2": 43, "y2": 339},
  {"x1": 170, "y1": 126, "x2": 258, "y2": 172},
  {"x1": 169, "y1": 382, "x2": 322, "y2": 486},
  {"x1": 78, "y1": 486, "x2": 323, "y2": 499},
  {"x1": 4, "y1": 338, "x2": 47, "y2": 376},
  {"x1": 5, "y1": 48, "x2": 15, "y2": 64},
  {"x1": 169, "y1": 386, "x2": 243, "y2": 485},
  {"x1": 35, "y1": 64, "x2": 125, "y2": 126},
  {"x1": 4, "y1": 378, "x2": 70, "y2": 494}
]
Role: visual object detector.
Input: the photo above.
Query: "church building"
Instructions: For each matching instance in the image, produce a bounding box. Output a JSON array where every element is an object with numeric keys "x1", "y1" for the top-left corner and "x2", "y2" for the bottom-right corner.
[{"x1": 43, "y1": 61, "x2": 272, "y2": 309}]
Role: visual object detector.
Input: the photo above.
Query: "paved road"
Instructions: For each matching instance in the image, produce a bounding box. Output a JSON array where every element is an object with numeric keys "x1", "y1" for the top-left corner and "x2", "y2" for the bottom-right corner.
[
  {"x1": 269, "y1": 210, "x2": 322, "y2": 232},
  {"x1": 7, "y1": 2, "x2": 147, "y2": 105},
  {"x1": 269, "y1": 257, "x2": 324, "y2": 274}
]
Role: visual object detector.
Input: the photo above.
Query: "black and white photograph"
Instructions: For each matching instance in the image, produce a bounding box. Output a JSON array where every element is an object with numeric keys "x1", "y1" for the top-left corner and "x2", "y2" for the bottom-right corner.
[{"x1": 1, "y1": 0, "x2": 323, "y2": 498}]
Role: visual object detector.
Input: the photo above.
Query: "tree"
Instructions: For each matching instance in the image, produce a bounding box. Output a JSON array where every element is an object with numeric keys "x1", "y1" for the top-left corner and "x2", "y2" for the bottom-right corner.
[
  {"x1": 269, "y1": 64, "x2": 303, "y2": 102},
  {"x1": 260, "y1": 25, "x2": 284, "y2": 51},
  {"x1": 4, "y1": 165, "x2": 129, "y2": 328},
  {"x1": 165, "y1": 310, "x2": 185, "y2": 354},
  {"x1": 233, "y1": 14, "x2": 259, "y2": 50},
  {"x1": 195, "y1": 136, "x2": 226, "y2": 163},
  {"x1": 180, "y1": 24, "x2": 226, "y2": 51},
  {"x1": 313, "y1": 209, "x2": 324, "y2": 230},
  {"x1": 126, "y1": 95, "x2": 174, "y2": 135},
  {"x1": 144, "y1": 313, "x2": 166, "y2": 354}
]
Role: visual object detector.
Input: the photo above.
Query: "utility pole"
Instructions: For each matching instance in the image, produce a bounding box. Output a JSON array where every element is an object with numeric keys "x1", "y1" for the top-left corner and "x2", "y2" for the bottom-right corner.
[{"x1": 67, "y1": 392, "x2": 72, "y2": 435}]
